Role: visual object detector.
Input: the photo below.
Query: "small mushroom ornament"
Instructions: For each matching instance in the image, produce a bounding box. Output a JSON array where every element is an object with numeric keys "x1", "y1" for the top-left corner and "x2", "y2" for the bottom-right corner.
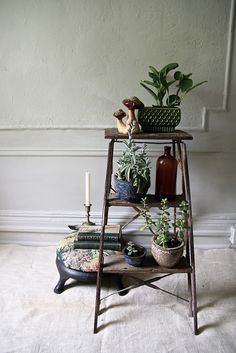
[{"x1": 113, "y1": 96, "x2": 144, "y2": 134}]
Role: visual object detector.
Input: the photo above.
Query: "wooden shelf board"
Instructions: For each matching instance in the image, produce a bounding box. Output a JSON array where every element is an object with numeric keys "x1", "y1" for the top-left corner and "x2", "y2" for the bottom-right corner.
[
  {"x1": 103, "y1": 254, "x2": 192, "y2": 274},
  {"x1": 104, "y1": 128, "x2": 193, "y2": 141},
  {"x1": 107, "y1": 193, "x2": 186, "y2": 207}
]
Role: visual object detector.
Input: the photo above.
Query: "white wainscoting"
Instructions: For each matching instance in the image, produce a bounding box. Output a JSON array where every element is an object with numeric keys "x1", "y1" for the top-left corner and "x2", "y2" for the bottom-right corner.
[
  {"x1": 0, "y1": 145, "x2": 235, "y2": 249},
  {"x1": 0, "y1": 209, "x2": 235, "y2": 249}
]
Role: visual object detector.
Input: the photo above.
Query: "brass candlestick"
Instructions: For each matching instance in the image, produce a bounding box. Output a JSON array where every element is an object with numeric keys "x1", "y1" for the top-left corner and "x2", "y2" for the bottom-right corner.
[{"x1": 83, "y1": 204, "x2": 96, "y2": 226}]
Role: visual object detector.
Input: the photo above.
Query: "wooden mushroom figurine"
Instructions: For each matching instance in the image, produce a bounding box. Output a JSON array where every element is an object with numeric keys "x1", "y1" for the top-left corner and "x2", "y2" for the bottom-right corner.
[
  {"x1": 113, "y1": 97, "x2": 144, "y2": 134},
  {"x1": 113, "y1": 109, "x2": 129, "y2": 134},
  {"x1": 122, "y1": 96, "x2": 144, "y2": 133}
]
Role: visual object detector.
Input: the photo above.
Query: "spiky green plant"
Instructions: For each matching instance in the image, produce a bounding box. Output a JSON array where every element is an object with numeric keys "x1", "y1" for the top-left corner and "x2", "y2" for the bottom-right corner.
[
  {"x1": 140, "y1": 63, "x2": 207, "y2": 107},
  {"x1": 116, "y1": 132, "x2": 151, "y2": 194}
]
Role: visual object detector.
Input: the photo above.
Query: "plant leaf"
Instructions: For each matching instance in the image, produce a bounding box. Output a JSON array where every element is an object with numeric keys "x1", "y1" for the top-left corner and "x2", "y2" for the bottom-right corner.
[
  {"x1": 157, "y1": 87, "x2": 166, "y2": 106},
  {"x1": 185, "y1": 80, "x2": 208, "y2": 94},
  {"x1": 184, "y1": 73, "x2": 192, "y2": 78},
  {"x1": 148, "y1": 72, "x2": 159, "y2": 82},
  {"x1": 174, "y1": 71, "x2": 183, "y2": 80},
  {"x1": 167, "y1": 94, "x2": 181, "y2": 106},
  {"x1": 160, "y1": 63, "x2": 179, "y2": 76},
  {"x1": 142, "y1": 80, "x2": 160, "y2": 88},
  {"x1": 159, "y1": 71, "x2": 169, "y2": 90},
  {"x1": 140, "y1": 82, "x2": 159, "y2": 104},
  {"x1": 179, "y1": 78, "x2": 193, "y2": 92},
  {"x1": 149, "y1": 66, "x2": 160, "y2": 77}
]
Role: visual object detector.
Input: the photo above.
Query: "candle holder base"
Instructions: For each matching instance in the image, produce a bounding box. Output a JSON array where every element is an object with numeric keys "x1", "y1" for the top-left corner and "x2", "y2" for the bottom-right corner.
[
  {"x1": 82, "y1": 220, "x2": 96, "y2": 226},
  {"x1": 83, "y1": 204, "x2": 96, "y2": 226}
]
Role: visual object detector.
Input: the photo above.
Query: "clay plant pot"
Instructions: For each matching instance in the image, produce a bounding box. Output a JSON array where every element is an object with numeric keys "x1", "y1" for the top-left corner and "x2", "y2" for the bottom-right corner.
[
  {"x1": 151, "y1": 239, "x2": 184, "y2": 268},
  {"x1": 114, "y1": 175, "x2": 150, "y2": 202},
  {"x1": 123, "y1": 245, "x2": 147, "y2": 267}
]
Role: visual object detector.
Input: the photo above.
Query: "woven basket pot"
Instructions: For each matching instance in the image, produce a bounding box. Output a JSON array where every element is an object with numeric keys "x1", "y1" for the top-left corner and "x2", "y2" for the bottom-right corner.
[
  {"x1": 114, "y1": 175, "x2": 150, "y2": 202},
  {"x1": 151, "y1": 239, "x2": 184, "y2": 268},
  {"x1": 137, "y1": 106, "x2": 181, "y2": 132}
]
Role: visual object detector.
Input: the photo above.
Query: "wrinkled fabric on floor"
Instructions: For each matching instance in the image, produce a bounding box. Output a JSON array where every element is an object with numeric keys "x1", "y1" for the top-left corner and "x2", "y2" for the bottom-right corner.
[{"x1": 0, "y1": 244, "x2": 236, "y2": 353}]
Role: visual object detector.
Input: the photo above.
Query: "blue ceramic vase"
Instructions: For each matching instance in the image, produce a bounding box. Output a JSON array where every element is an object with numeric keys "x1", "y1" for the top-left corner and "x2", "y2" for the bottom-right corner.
[{"x1": 114, "y1": 176, "x2": 150, "y2": 202}]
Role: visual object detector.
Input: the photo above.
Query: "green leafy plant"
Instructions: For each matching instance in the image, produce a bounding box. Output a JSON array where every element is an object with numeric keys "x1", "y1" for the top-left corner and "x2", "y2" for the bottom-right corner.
[
  {"x1": 140, "y1": 63, "x2": 207, "y2": 107},
  {"x1": 141, "y1": 198, "x2": 189, "y2": 248},
  {"x1": 126, "y1": 241, "x2": 139, "y2": 256},
  {"x1": 116, "y1": 132, "x2": 151, "y2": 194}
]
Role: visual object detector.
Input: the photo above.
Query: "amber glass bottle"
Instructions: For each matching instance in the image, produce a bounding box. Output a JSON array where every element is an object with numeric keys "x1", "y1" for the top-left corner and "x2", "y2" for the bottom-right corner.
[{"x1": 155, "y1": 146, "x2": 177, "y2": 201}]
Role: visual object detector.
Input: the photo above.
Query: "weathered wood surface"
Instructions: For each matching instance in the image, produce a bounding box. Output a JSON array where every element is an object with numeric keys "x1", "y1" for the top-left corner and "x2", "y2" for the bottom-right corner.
[
  {"x1": 105, "y1": 128, "x2": 193, "y2": 141},
  {"x1": 107, "y1": 193, "x2": 186, "y2": 207},
  {"x1": 103, "y1": 254, "x2": 192, "y2": 274}
]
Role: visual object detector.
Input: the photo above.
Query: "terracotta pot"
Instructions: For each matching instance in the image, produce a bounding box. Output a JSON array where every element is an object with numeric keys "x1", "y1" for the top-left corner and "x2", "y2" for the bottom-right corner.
[{"x1": 151, "y1": 239, "x2": 184, "y2": 268}]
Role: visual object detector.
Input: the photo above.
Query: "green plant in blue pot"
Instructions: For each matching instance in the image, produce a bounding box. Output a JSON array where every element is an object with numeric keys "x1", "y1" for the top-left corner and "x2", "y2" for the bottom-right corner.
[
  {"x1": 123, "y1": 241, "x2": 146, "y2": 267},
  {"x1": 114, "y1": 130, "x2": 151, "y2": 202}
]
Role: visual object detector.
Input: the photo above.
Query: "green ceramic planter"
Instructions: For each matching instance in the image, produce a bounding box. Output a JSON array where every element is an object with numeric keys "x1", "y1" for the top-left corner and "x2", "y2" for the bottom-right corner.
[{"x1": 137, "y1": 106, "x2": 181, "y2": 132}]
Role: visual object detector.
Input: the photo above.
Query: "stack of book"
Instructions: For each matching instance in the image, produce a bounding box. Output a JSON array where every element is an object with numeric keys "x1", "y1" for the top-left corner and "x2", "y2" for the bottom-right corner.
[{"x1": 73, "y1": 224, "x2": 122, "y2": 251}]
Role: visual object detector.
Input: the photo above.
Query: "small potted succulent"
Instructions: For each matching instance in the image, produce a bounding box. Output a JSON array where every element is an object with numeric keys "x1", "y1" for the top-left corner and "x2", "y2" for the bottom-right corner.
[
  {"x1": 141, "y1": 198, "x2": 189, "y2": 268},
  {"x1": 114, "y1": 131, "x2": 151, "y2": 202},
  {"x1": 123, "y1": 241, "x2": 146, "y2": 267},
  {"x1": 138, "y1": 62, "x2": 207, "y2": 132}
]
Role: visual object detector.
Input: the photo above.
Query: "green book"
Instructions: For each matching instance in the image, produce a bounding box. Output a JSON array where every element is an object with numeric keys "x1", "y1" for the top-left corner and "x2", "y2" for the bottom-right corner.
[
  {"x1": 74, "y1": 240, "x2": 122, "y2": 251},
  {"x1": 76, "y1": 224, "x2": 122, "y2": 242}
]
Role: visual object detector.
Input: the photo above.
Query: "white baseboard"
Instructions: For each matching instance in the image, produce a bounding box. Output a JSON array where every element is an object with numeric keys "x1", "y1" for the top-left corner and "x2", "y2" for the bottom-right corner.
[
  {"x1": 230, "y1": 226, "x2": 236, "y2": 248},
  {"x1": 0, "y1": 210, "x2": 235, "y2": 249}
]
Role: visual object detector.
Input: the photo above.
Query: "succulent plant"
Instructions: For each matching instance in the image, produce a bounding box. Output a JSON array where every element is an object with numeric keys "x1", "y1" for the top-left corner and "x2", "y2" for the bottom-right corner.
[
  {"x1": 126, "y1": 241, "x2": 139, "y2": 256},
  {"x1": 141, "y1": 198, "x2": 189, "y2": 248}
]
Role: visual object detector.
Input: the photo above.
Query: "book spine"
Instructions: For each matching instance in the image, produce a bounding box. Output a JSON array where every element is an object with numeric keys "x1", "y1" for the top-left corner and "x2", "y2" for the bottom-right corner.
[
  {"x1": 77, "y1": 234, "x2": 119, "y2": 241},
  {"x1": 74, "y1": 241, "x2": 122, "y2": 251}
]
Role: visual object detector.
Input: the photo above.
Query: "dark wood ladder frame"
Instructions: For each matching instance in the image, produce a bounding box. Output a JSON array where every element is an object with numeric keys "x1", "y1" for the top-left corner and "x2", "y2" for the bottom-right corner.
[{"x1": 93, "y1": 129, "x2": 198, "y2": 335}]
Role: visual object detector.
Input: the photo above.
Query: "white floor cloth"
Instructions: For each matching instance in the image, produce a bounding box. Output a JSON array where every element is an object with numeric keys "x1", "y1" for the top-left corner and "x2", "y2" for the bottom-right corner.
[{"x1": 0, "y1": 244, "x2": 236, "y2": 353}]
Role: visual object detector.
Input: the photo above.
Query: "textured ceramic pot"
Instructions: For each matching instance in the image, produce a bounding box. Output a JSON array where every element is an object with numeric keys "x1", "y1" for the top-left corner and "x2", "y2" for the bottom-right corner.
[
  {"x1": 114, "y1": 175, "x2": 150, "y2": 202},
  {"x1": 137, "y1": 106, "x2": 181, "y2": 132},
  {"x1": 124, "y1": 245, "x2": 147, "y2": 267},
  {"x1": 151, "y1": 239, "x2": 184, "y2": 268}
]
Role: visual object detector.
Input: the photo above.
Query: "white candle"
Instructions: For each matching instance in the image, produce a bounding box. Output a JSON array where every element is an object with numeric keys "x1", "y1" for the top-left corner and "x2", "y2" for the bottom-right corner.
[{"x1": 85, "y1": 172, "x2": 91, "y2": 206}]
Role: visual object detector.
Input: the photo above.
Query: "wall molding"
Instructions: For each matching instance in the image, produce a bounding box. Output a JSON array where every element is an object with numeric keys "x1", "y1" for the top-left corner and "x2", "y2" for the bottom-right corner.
[
  {"x1": 0, "y1": 210, "x2": 235, "y2": 249},
  {"x1": 0, "y1": 148, "x2": 235, "y2": 157},
  {"x1": 198, "y1": 0, "x2": 235, "y2": 131},
  {"x1": 0, "y1": 0, "x2": 234, "y2": 133}
]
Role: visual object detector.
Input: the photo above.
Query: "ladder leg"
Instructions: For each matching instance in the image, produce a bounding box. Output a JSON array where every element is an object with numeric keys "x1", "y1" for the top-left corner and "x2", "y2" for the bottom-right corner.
[
  {"x1": 182, "y1": 142, "x2": 198, "y2": 334},
  {"x1": 93, "y1": 139, "x2": 114, "y2": 333},
  {"x1": 187, "y1": 273, "x2": 193, "y2": 317},
  {"x1": 94, "y1": 271, "x2": 101, "y2": 333},
  {"x1": 191, "y1": 268, "x2": 198, "y2": 334}
]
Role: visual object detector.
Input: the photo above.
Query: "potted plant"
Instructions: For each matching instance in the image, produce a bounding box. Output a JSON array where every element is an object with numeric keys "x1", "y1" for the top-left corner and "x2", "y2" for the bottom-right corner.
[
  {"x1": 138, "y1": 63, "x2": 207, "y2": 132},
  {"x1": 114, "y1": 131, "x2": 151, "y2": 202},
  {"x1": 141, "y1": 198, "x2": 189, "y2": 267},
  {"x1": 123, "y1": 241, "x2": 146, "y2": 267}
]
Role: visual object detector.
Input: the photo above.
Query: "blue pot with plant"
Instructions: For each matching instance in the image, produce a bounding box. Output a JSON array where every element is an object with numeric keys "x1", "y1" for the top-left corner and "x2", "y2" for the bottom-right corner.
[
  {"x1": 114, "y1": 131, "x2": 151, "y2": 202},
  {"x1": 123, "y1": 241, "x2": 146, "y2": 267}
]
